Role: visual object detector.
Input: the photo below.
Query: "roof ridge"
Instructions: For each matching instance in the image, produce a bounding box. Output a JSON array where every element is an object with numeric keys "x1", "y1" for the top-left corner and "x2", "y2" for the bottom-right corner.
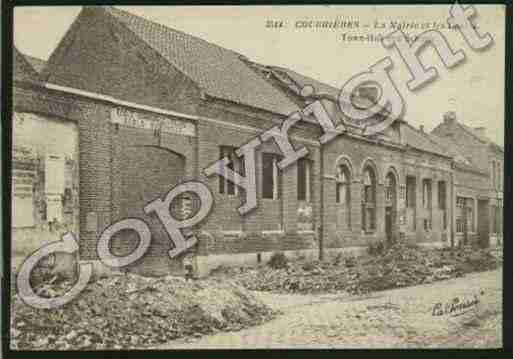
[
  {"x1": 272, "y1": 65, "x2": 340, "y2": 92},
  {"x1": 20, "y1": 52, "x2": 47, "y2": 74},
  {"x1": 416, "y1": 124, "x2": 447, "y2": 148},
  {"x1": 270, "y1": 65, "x2": 341, "y2": 97},
  {"x1": 403, "y1": 121, "x2": 430, "y2": 138},
  {"x1": 268, "y1": 67, "x2": 305, "y2": 95},
  {"x1": 401, "y1": 121, "x2": 452, "y2": 158},
  {"x1": 456, "y1": 121, "x2": 488, "y2": 144},
  {"x1": 105, "y1": 6, "x2": 246, "y2": 58},
  {"x1": 100, "y1": 6, "x2": 299, "y2": 115},
  {"x1": 100, "y1": 6, "x2": 205, "y2": 91},
  {"x1": 22, "y1": 52, "x2": 46, "y2": 61},
  {"x1": 13, "y1": 46, "x2": 41, "y2": 81}
]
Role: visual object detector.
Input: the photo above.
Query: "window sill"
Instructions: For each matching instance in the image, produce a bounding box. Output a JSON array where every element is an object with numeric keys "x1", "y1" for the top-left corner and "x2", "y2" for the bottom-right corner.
[
  {"x1": 297, "y1": 230, "x2": 316, "y2": 234},
  {"x1": 262, "y1": 230, "x2": 285, "y2": 236},
  {"x1": 221, "y1": 230, "x2": 243, "y2": 235},
  {"x1": 220, "y1": 193, "x2": 239, "y2": 198}
]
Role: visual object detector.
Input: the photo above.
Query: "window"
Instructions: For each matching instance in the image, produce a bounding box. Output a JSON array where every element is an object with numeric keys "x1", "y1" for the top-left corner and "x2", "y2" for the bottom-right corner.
[
  {"x1": 422, "y1": 179, "x2": 432, "y2": 209},
  {"x1": 361, "y1": 166, "x2": 376, "y2": 232},
  {"x1": 262, "y1": 153, "x2": 281, "y2": 200},
  {"x1": 336, "y1": 165, "x2": 351, "y2": 229},
  {"x1": 336, "y1": 166, "x2": 350, "y2": 204},
  {"x1": 456, "y1": 197, "x2": 465, "y2": 233},
  {"x1": 497, "y1": 162, "x2": 502, "y2": 190},
  {"x1": 170, "y1": 192, "x2": 195, "y2": 220},
  {"x1": 385, "y1": 174, "x2": 394, "y2": 202},
  {"x1": 438, "y1": 181, "x2": 447, "y2": 229},
  {"x1": 438, "y1": 181, "x2": 446, "y2": 210},
  {"x1": 456, "y1": 197, "x2": 475, "y2": 233},
  {"x1": 219, "y1": 146, "x2": 242, "y2": 195},
  {"x1": 466, "y1": 198, "x2": 475, "y2": 232},
  {"x1": 297, "y1": 158, "x2": 312, "y2": 202},
  {"x1": 424, "y1": 219, "x2": 432, "y2": 231},
  {"x1": 406, "y1": 176, "x2": 416, "y2": 208},
  {"x1": 497, "y1": 200, "x2": 503, "y2": 235},
  {"x1": 491, "y1": 161, "x2": 496, "y2": 189},
  {"x1": 421, "y1": 179, "x2": 432, "y2": 232},
  {"x1": 491, "y1": 205, "x2": 498, "y2": 234}
]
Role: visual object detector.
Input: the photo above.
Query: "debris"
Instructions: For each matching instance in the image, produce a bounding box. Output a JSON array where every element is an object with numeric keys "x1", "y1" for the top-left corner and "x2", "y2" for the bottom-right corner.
[
  {"x1": 268, "y1": 252, "x2": 289, "y2": 269},
  {"x1": 212, "y1": 243, "x2": 500, "y2": 296},
  {"x1": 11, "y1": 274, "x2": 277, "y2": 350}
]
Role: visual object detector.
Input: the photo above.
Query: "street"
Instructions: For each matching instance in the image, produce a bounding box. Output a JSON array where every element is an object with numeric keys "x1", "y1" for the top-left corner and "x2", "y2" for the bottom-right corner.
[{"x1": 157, "y1": 268, "x2": 502, "y2": 349}]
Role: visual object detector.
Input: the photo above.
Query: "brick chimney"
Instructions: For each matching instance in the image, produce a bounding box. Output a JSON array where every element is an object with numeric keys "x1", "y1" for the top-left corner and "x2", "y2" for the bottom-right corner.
[
  {"x1": 443, "y1": 111, "x2": 456, "y2": 124},
  {"x1": 419, "y1": 125, "x2": 424, "y2": 133}
]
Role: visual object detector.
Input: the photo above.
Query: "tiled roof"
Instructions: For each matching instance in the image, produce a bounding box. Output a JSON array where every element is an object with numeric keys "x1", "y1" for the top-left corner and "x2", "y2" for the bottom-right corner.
[
  {"x1": 104, "y1": 7, "x2": 299, "y2": 116},
  {"x1": 265, "y1": 65, "x2": 393, "y2": 132},
  {"x1": 458, "y1": 122, "x2": 503, "y2": 153},
  {"x1": 14, "y1": 47, "x2": 41, "y2": 82},
  {"x1": 268, "y1": 65, "x2": 376, "y2": 110},
  {"x1": 401, "y1": 123, "x2": 450, "y2": 157},
  {"x1": 428, "y1": 133, "x2": 465, "y2": 159},
  {"x1": 23, "y1": 54, "x2": 47, "y2": 74},
  {"x1": 428, "y1": 132, "x2": 486, "y2": 173},
  {"x1": 433, "y1": 119, "x2": 504, "y2": 157},
  {"x1": 270, "y1": 66, "x2": 340, "y2": 98}
]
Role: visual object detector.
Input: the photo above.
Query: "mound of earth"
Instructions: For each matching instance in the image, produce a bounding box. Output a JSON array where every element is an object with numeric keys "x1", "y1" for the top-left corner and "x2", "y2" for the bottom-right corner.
[{"x1": 11, "y1": 274, "x2": 278, "y2": 350}]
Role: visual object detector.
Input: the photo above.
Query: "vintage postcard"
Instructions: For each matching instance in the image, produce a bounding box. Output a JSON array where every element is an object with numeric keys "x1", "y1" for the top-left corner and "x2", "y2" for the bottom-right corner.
[{"x1": 9, "y1": 4, "x2": 504, "y2": 350}]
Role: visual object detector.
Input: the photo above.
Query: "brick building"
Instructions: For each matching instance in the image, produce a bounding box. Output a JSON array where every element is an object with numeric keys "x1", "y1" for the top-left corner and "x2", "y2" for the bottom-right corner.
[
  {"x1": 12, "y1": 7, "x2": 504, "y2": 277},
  {"x1": 431, "y1": 112, "x2": 504, "y2": 247}
]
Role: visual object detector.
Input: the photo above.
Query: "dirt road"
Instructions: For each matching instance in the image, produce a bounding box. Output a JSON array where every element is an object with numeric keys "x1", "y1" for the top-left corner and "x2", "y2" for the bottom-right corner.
[{"x1": 158, "y1": 268, "x2": 502, "y2": 349}]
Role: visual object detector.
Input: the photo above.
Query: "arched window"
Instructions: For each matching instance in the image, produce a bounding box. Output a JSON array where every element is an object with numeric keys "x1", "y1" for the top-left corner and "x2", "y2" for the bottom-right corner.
[
  {"x1": 385, "y1": 173, "x2": 394, "y2": 202},
  {"x1": 362, "y1": 166, "x2": 376, "y2": 232},
  {"x1": 336, "y1": 165, "x2": 351, "y2": 228}
]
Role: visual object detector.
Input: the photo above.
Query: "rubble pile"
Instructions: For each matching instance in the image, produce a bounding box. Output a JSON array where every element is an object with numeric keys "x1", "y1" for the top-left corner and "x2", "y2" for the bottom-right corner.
[
  {"x1": 218, "y1": 261, "x2": 350, "y2": 294},
  {"x1": 345, "y1": 242, "x2": 460, "y2": 295},
  {"x1": 11, "y1": 274, "x2": 277, "y2": 350},
  {"x1": 215, "y1": 243, "x2": 501, "y2": 296}
]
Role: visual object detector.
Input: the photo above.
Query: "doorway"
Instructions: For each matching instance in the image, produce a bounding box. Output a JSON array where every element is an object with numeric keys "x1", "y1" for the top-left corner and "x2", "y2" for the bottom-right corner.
[{"x1": 115, "y1": 143, "x2": 186, "y2": 276}]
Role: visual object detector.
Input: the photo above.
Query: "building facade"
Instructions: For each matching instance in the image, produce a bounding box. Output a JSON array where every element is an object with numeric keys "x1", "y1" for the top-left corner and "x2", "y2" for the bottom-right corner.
[
  {"x1": 432, "y1": 112, "x2": 504, "y2": 247},
  {"x1": 12, "y1": 7, "x2": 504, "y2": 277}
]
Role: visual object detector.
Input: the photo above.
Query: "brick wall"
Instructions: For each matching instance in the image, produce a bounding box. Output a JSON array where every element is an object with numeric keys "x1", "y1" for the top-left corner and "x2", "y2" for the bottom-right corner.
[
  {"x1": 45, "y1": 7, "x2": 201, "y2": 116},
  {"x1": 321, "y1": 131, "x2": 454, "y2": 249},
  {"x1": 195, "y1": 114, "x2": 319, "y2": 256},
  {"x1": 322, "y1": 133, "x2": 401, "y2": 248},
  {"x1": 16, "y1": 79, "x2": 471, "y2": 277},
  {"x1": 14, "y1": 83, "x2": 199, "y2": 275}
]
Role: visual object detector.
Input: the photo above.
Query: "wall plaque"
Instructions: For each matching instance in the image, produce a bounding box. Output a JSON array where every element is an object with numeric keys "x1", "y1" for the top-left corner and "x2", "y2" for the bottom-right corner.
[{"x1": 110, "y1": 107, "x2": 196, "y2": 137}]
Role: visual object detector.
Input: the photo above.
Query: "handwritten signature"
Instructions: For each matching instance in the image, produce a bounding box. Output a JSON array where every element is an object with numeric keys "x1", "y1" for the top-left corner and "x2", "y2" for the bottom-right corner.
[{"x1": 432, "y1": 291, "x2": 483, "y2": 317}]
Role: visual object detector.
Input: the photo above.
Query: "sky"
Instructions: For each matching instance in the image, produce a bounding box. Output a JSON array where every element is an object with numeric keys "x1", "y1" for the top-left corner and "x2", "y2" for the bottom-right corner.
[{"x1": 13, "y1": 5, "x2": 505, "y2": 146}]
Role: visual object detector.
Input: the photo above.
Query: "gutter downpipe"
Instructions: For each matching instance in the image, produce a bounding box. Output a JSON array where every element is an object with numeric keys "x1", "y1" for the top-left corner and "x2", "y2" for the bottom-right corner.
[
  {"x1": 319, "y1": 144, "x2": 325, "y2": 261},
  {"x1": 450, "y1": 162, "x2": 455, "y2": 248}
]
